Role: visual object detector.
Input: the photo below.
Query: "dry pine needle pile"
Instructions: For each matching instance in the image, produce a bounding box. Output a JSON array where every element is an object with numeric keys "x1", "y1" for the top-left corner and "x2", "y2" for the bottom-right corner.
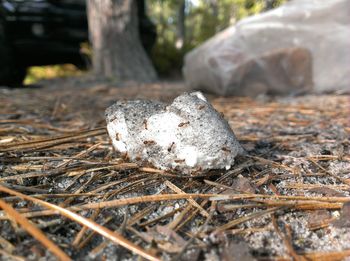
[{"x1": 0, "y1": 82, "x2": 349, "y2": 260}]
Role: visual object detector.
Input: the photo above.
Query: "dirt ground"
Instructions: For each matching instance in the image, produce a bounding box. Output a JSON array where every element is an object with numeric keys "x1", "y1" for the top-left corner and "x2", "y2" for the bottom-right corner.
[{"x1": 0, "y1": 76, "x2": 349, "y2": 260}]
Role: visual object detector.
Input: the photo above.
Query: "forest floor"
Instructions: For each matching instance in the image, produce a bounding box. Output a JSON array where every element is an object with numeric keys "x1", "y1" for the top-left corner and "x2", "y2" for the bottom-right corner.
[{"x1": 0, "y1": 76, "x2": 349, "y2": 261}]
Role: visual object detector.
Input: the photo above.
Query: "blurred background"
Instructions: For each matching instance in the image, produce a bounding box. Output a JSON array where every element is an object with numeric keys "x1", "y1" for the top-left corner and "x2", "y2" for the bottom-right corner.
[
  {"x1": 146, "y1": 0, "x2": 285, "y2": 78},
  {"x1": 0, "y1": 0, "x2": 286, "y2": 86}
]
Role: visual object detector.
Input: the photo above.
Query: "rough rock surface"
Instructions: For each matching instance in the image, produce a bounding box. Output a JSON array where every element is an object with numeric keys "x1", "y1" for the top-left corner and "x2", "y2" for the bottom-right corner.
[{"x1": 106, "y1": 92, "x2": 244, "y2": 173}]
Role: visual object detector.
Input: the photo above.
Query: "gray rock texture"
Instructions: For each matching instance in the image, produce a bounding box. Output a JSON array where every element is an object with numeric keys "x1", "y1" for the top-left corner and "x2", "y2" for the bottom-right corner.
[{"x1": 106, "y1": 92, "x2": 244, "y2": 174}]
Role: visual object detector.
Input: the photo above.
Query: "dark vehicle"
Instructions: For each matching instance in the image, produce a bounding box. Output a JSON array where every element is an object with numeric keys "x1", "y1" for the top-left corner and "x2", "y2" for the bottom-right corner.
[{"x1": 0, "y1": 0, "x2": 156, "y2": 86}]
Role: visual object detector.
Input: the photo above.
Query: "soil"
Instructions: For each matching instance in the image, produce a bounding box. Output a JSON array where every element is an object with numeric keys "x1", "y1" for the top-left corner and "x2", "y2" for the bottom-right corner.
[{"x1": 0, "y1": 76, "x2": 349, "y2": 261}]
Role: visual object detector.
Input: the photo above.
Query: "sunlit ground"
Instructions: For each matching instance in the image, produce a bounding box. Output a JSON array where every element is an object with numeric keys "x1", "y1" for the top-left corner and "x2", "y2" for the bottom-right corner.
[{"x1": 24, "y1": 64, "x2": 85, "y2": 85}]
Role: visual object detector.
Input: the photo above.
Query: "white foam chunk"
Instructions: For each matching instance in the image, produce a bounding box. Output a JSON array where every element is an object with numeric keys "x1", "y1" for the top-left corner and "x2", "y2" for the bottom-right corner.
[{"x1": 105, "y1": 92, "x2": 244, "y2": 174}]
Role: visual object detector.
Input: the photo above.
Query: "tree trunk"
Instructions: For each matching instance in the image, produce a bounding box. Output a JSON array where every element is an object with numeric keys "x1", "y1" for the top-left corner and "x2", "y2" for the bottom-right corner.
[
  {"x1": 209, "y1": 0, "x2": 218, "y2": 32},
  {"x1": 176, "y1": 0, "x2": 186, "y2": 50},
  {"x1": 87, "y1": 0, "x2": 157, "y2": 83}
]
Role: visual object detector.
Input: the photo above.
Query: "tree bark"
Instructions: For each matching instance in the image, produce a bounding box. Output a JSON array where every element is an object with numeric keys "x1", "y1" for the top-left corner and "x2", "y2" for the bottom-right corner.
[
  {"x1": 87, "y1": 0, "x2": 157, "y2": 83},
  {"x1": 209, "y1": 0, "x2": 218, "y2": 31},
  {"x1": 176, "y1": 0, "x2": 186, "y2": 50}
]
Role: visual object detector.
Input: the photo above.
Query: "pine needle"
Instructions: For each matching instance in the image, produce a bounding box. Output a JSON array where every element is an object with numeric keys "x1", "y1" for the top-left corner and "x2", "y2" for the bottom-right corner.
[
  {"x1": 0, "y1": 199, "x2": 71, "y2": 261},
  {"x1": 0, "y1": 185, "x2": 160, "y2": 261}
]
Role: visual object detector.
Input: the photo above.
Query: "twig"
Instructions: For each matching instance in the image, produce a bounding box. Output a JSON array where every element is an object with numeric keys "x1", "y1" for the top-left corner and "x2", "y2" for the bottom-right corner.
[
  {"x1": 214, "y1": 207, "x2": 281, "y2": 232},
  {"x1": 0, "y1": 128, "x2": 106, "y2": 152},
  {"x1": 165, "y1": 180, "x2": 209, "y2": 217},
  {"x1": 272, "y1": 215, "x2": 307, "y2": 261}
]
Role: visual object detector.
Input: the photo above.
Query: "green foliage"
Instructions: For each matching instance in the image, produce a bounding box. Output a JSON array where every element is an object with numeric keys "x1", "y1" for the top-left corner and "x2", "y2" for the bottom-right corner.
[
  {"x1": 24, "y1": 64, "x2": 83, "y2": 85},
  {"x1": 151, "y1": 40, "x2": 182, "y2": 76},
  {"x1": 148, "y1": 0, "x2": 286, "y2": 76}
]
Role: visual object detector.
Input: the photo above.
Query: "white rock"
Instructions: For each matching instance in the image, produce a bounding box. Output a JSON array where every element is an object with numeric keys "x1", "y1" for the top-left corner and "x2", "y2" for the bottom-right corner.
[{"x1": 105, "y1": 92, "x2": 244, "y2": 174}]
